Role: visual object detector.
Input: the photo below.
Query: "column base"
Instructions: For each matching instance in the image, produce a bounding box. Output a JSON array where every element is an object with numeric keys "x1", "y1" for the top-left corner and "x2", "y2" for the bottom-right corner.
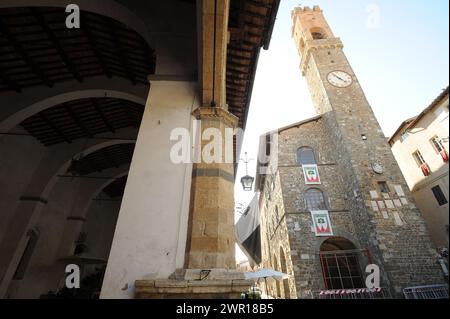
[{"x1": 135, "y1": 269, "x2": 254, "y2": 299}]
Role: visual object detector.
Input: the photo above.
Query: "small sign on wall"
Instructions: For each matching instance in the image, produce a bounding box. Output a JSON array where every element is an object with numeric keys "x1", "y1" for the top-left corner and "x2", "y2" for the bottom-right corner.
[
  {"x1": 311, "y1": 210, "x2": 333, "y2": 236},
  {"x1": 303, "y1": 164, "x2": 321, "y2": 184}
]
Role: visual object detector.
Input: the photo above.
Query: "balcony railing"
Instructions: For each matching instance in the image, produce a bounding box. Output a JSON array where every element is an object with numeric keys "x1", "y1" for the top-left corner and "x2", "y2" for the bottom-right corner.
[
  {"x1": 403, "y1": 284, "x2": 449, "y2": 299},
  {"x1": 313, "y1": 287, "x2": 391, "y2": 299}
]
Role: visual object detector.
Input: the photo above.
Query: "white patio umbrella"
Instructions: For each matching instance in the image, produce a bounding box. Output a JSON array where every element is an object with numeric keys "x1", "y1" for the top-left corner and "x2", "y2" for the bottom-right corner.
[
  {"x1": 244, "y1": 268, "x2": 288, "y2": 280},
  {"x1": 244, "y1": 268, "x2": 289, "y2": 298}
]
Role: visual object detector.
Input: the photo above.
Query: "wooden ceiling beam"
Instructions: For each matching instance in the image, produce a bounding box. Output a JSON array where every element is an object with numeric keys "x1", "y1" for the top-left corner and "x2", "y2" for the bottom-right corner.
[
  {"x1": 227, "y1": 52, "x2": 252, "y2": 60},
  {"x1": 227, "y1": 46, "x2": 254, "y2": 54},
  {"x1": 245, "y1": 0, "x2": 272, "y2": 9},
  {"x1": 0, "y1": 20, "x2": 53, "y2": 88},
  {"x1": 118, "y1": 100, "x2": 138, "y2": 128},
  {"x1": 38, "y1": 112, "x2": 72, "y2": 144},
  {"x1": 227, "y1": 58, "x2": 252, "y2": 67},
  {"x1": 226, "y1": 66, "x2": 250, "y2": 75},
  {"x1": 82, "y1": 15, "x2": 113, "y2": 79},
  {"x1": 90, "y1": 98, "x2": 116, "y2": 133},
  {"x1": 64, "y1": 104, "x2": 93, "y2": 138},
  {"x1": 107, "y1": 20, "x2": 136, "y2": 85},
  {"x1": 242, "y1": 9, "x2": 268, "y2": 20}
]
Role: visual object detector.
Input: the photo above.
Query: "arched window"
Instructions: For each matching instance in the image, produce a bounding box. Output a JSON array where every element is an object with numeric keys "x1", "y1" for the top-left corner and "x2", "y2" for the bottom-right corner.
[
  {"x1": 310, "y1": 27, "x2": 327, "y2": 40},
  {"x1": 320, "y1": 237, "x2": 364, "y2": 289},
  {"x1": 311, "y1": 32, "x2": 325, "y2": 39},
  {"x1": 304, "y1": 188, "x2": 327, "y2": 211},
  {"x1": 297, "y1": 147, "x2": 316, "y2": 165}
]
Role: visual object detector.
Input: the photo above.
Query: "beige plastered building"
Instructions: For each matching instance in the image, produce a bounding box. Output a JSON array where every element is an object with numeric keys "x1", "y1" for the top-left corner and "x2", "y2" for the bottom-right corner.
[{"x1": 389, "y1": 87, "x2": 449, "y2": 250}]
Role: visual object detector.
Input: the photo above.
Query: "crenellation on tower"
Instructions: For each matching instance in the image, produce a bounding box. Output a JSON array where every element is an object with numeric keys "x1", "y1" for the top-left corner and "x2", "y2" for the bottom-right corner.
[{"x1": 292, "y1": 5, "x2": 322, "y2": 13}]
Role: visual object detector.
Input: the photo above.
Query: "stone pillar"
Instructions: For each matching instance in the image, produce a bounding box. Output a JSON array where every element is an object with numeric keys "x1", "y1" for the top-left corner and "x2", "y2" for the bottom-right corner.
[
  {"x1": 185, "y1": 1, "x2": 235, "y2": 270},
  {"x1": 100, "y1": 81, "x2": 197, "y2": 299},
  {"x1": 135, "y1": 107, "x2": 254, "y2": 299},
  {"x1": 185, "y1": 107, "x2": 237, "y2": 269},
  {"x1": 134, "y1": 1, "x2": 254, "y2": 299}
]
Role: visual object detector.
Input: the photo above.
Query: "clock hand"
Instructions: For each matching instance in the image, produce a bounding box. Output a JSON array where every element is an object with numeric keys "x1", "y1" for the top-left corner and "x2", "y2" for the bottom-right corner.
[{"x1": 333, "y1": 74, "x2": 345, "y2": 81}]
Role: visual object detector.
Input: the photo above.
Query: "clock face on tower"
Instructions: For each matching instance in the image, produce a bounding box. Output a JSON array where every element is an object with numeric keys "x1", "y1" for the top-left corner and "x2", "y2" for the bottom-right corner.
[
  {"x1": 327, "y1": 71, "x2": 353, "y2": 88},
  {"x1": 371, "y1": 162, "x2": 384, "y2": 174}
]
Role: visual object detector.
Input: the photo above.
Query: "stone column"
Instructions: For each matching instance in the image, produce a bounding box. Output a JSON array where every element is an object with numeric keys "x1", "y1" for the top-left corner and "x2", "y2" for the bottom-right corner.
[
  {"x1": 184, "y1": 107, "x2": 237, "y2": 269},
  {"x1": 100, "y1": 81, "x2": 197, "y2": 299},
  {"x1": 135, "y1": 107, "x2": 253, "y2": 299},
  {"x1": 134, "y1": 1, "x2": 254, "y2": 298}
]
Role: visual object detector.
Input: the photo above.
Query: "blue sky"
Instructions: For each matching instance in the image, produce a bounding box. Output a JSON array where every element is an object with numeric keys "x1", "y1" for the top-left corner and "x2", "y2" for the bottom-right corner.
[{"x1": 234, "y1": 0, "x2": 449, "y2": 262}]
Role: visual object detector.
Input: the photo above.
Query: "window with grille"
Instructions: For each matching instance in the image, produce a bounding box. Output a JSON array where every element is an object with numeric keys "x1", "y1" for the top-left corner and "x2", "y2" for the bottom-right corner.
[
  {"x1": 432, "y1": 185, "x2": 448, "y2": 206},
  {"x1": 430, "y1": 136, "x2": 445, "y2": 152},
  {"x1": 304, "y1": 188, "x2": 327, "y2": 211},
  {"x1": 297, "y1": 147, "x2": 316, "y2": 165},
  {"x1": 412, "y1": 150, "x2": 426, "y2": 166},
  {"x1": 320, "y1": 251, "x2": 365, "y2": 289}
]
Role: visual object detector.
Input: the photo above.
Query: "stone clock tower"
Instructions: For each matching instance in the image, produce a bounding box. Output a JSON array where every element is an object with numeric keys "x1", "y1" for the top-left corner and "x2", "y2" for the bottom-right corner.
[{"x1": 290, "y1": 6, "x2": 444, "y2": 295}]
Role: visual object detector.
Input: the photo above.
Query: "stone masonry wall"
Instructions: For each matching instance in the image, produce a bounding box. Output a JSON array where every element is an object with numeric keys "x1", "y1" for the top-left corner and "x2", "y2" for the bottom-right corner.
[
  {"x1": 278, "y1": 119, "x2": 361, "y2": 298},
  {"x1": 260, "y1": 171, "x2": 297, "y2": 299},
  {"x1": 260, "y1": 110, "x2": 445, "y2": 298}
]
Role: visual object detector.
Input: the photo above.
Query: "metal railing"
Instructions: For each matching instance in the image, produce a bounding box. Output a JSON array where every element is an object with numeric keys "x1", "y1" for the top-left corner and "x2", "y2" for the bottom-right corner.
[
  {"x1": 403, "y1": 284, "x2": 449, "y2": 299},
  {"x1": 313, "y1": 287, "x2": 391, "y2": 299}
]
